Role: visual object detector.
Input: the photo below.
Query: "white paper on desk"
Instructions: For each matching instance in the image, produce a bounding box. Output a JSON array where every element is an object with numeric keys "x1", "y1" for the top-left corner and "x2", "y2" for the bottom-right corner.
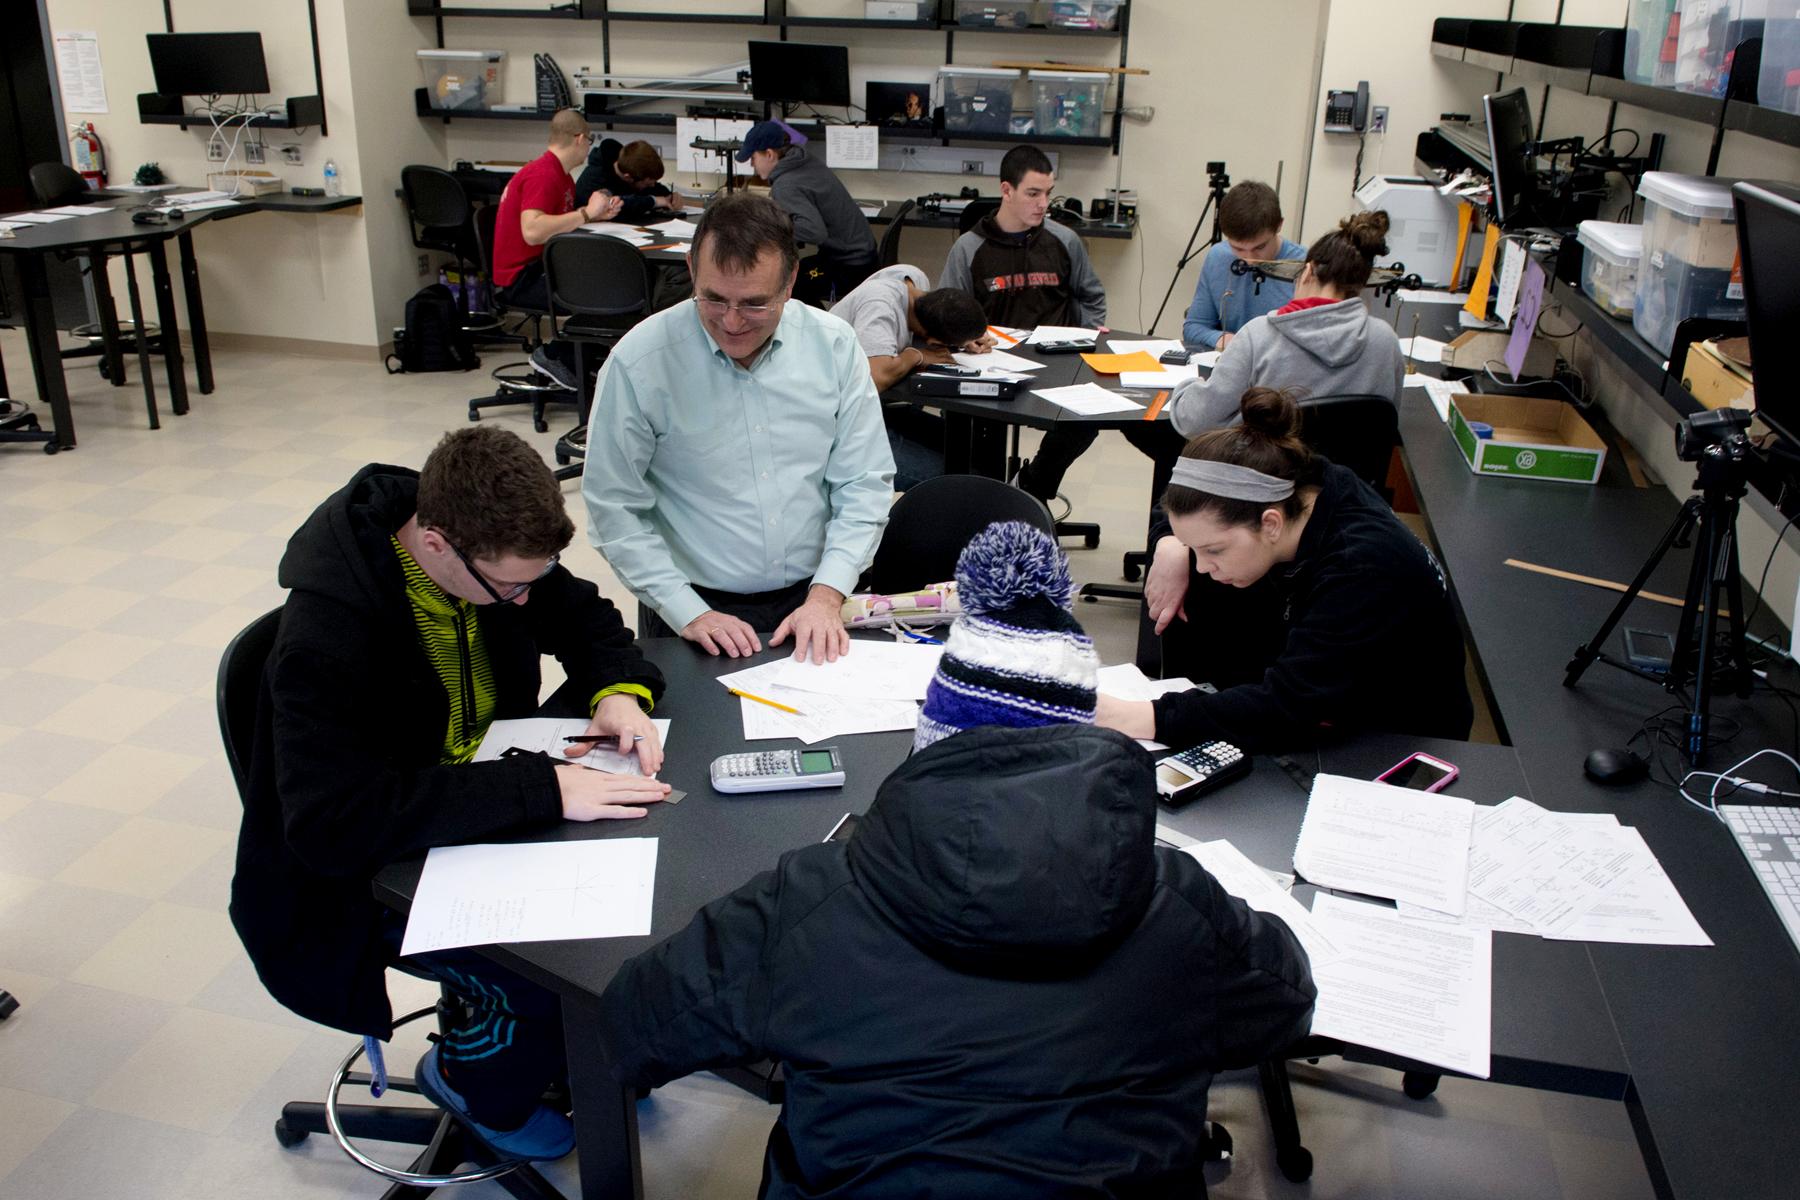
[
  {"x1": 580, "y1": 223, "x2": 653, "y2": 243},
  {"x1": 1106, "y1": 337, "x2": 1185, "y2": 358},
  {"x1": 954, "y1": 348, "x2": 1044, "y2": 374},
  {"x1": 169, "y1": 198, "x2": 242, "y2": 212},
  {"x1": 1466, "y1": 797, "x2": 1650, "y2": 935},
  {"x1": 4, "y1": 211, "x2": 75, "y2": 223},
  {"x1": 39, "y1": 204, "x2": 109, "y2": 216},
  {"x1": 1547, "y1": 826, "x2": 1711, "y2": 946},
  {"x1": 400, "y1": 838, "x2": 658, "y2": 955},
  {"x1": 718, "y1": 660, "x2": 917, "y2": 742},
  {"x1": 0, "y1": 221, "x2": 27, "y2": 232},
  {"x1": 826, "y1": 125, "x2": 880, "y2": 170},
  {"x1": 1398, "y1": 336, "x2": 1446, "y2": 364},
  {"x1": 1398, "y1": 892, "x2": 1538, "y2": 935},
  {"x1": 771, "y1": 640, "x2": 943, "y2": 701},
  {"x1": 1096, "y1": 663, "x2": 1199, "y2": 703},
  {"x1": 1292, "y1": 774, "x2": 1475, "y2": 915},
  {"x1": 1309, "y1": 894, "x2": 1492, "y2": 1078},
  {"x1": 1186, "y1": 840, "x2": 1343, "y2": 967},
  {"x1": 859, "y1": 204, "x2": 884, "y2": 218},
  {"x1": 646, "y1": 218, "x2": 698, "y2": 239},
  {"x1": 1032, "y1": 383, "x2": 1142, "y2": 416},
  {"x1": 1397, "y1": 289, "x2": 1471, "y2": 306},
  {"x1": 1458, "y1": 308, "x2": 1502, "y2": 330},
  {"x1": 1403, "y1": 375, "x2": 1469, "y2": 423},
  {"x1": 1120, "y1": 366, "x2": 1198, "y2": 390},
  {"x1": 989, "y1": 325, "x2": 1031, "y2": 344},
  {"x1": 474, "y1": 716, "x2": 672, "y2": 776},
  {"x1": 110, "y1": 182, "x2": 182, "y2": 192},
  {"x1": 1191, "y1": 350, "x2": 1223, "y2": 369},
  {"x1": 168, "y1": 189, "x2": 235, "y2": 203},
  {"x1": 1024, "y1": 325, "x2": 1102, "y2": 345}
]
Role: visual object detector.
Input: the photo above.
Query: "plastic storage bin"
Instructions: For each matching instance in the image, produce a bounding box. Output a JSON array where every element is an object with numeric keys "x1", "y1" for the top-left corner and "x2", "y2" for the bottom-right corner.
[
  {"x1": 1046, "y1": 0, "x2": 1125, "y2": 29},
  {"x1": 953, "y1": 1, "x2": 1039, "y2": 28},
  {"x1": 864, "y1": 0, "x2": 931, "y2": 19},
  {"x1": 1672, "y1": 0, "x2": 1766, "y2": 97},
  {"x1": 417, "y1": 49, "x2": 504, "y2": 111},
  {"x1": 939, "y1": 67, "x2": 1018, "y2": 134},
  {"x1": 1760, "y1": 14, "x2": 1800, "y2": 113},
  {"x1": 1632, "y1": 172, "x2": 1744, "y2": 356},
  {"x1": 1576, "y1": 221, "x2": 1644, "y2": 318},
  {"x1": 1624, "y1": 0, "x2": 1679, "y2": 86},
  {"x1": 1030, "y1": 71, "x2": 1105, "y2": 137}
]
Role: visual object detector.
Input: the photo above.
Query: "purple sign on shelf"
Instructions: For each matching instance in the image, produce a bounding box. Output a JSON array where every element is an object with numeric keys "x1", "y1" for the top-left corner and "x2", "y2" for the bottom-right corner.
[{"x1": 1505, "y1": 259, "x2": 1546, "y2": 381}]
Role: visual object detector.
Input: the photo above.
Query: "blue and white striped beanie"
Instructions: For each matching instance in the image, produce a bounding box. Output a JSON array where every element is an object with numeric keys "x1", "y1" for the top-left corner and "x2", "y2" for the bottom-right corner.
[{"x1": 912, "y1": 521, "x2": 1099, "y2": 751}]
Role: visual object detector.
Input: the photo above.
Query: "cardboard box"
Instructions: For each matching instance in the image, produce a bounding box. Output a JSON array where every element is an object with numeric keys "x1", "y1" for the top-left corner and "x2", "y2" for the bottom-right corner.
[
  {"x1": 1442, "y1": 329, "x2": 1557, "y2": 379},
  {"x1": 208, "y1": 169, "x2": 282, "y2": 197},
  {"x1": 1448, "y1": 393, "x2": 1607, "y2": 484},
  {"x1": 1680, "y1": 338, "x2": 1755, "y2": 411}
]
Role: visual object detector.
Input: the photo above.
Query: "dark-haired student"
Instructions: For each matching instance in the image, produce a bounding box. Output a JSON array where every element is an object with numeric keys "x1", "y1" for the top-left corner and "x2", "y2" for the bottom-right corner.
[
  {"x1": 1167, "y1": 210, "x2": 1405, "y2": 438},
  {"x1": 1095, "y1": 388, "x2": 1472, "y2": 753},
  {"x1": 231, "y1": 426, "x2": 669, "y2": 1164},
  {"x1": 832, "y1": 265, "x2": 994, "y2": 489},
  {"x1": 1181, "y1": 180, "x2": 1306, "y2": 353},
  {"x1": 574, "y1": 138, "x2": 682, "y2": 222}
]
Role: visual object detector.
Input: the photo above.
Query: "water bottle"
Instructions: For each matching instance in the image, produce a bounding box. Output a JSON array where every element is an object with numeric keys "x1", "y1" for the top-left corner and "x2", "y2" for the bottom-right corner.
[{"x1": 323, "y1": 159, "x2": 340, "y2": 197}]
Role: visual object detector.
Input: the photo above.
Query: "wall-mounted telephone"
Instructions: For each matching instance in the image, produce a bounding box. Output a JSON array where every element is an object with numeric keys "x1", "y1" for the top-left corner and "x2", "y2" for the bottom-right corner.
[{"x1": 1324, "y1": 81, "x2": 1370, "y2": 134}]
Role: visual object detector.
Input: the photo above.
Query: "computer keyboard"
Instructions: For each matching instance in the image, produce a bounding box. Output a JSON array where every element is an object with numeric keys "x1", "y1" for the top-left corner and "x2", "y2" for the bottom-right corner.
[{"x1": 1719, "y1": 804, "x2": 1800, "y2": 951}]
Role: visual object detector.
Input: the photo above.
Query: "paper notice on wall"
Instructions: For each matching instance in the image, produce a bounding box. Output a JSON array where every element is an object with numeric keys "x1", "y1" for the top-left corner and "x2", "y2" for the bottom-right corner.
[
  {"x1": 54, "y1": 31, "x2": 108, "y2": 114},
  {"x1": 826, "y1": 125, "x2": 880, "y2": 170}
]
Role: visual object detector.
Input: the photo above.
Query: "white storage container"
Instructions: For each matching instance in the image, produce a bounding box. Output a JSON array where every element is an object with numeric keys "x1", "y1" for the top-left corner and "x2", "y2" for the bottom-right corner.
[
  {"x1": 417, "y1": 49, "x2": 505, "y2": 111},
  {"x1": 1576, "y1": 221, "x2": 1644, "y2": 318},
  {"x1": 1029, "y1": 70, "x2": 1105, "y2": 137},
  {"x1": 1632, "y1": 172, "x2": 1745, "y2": 356},
  {"x1": 1624, "y1": 0, "x2": 1680, "y2": 86},
  {"x1": 1046, "y1": 0, "x2": 1125, "y2": 29},
  {"x1": 865, "y1": 0, "x2": 931, "y2": 19},
  {"x1": 1672, "y1": 0, "x2": 1766, "y2": 97},
  {"x1": 1760, "y1": 13, "x2": 1800, "y2": 113},
  {"x1": 952, "y1": 1, "x2": 1039, "y2": 28},
  {"x1": 938, "y1": 66, "x2": 1018, "y2": 134}
]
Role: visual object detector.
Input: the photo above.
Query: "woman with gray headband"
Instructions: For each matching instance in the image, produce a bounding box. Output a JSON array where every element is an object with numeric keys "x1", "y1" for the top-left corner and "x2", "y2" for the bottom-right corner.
[{"x1": 1095, "y1": 388, "x2": 1472, "y2": 753}]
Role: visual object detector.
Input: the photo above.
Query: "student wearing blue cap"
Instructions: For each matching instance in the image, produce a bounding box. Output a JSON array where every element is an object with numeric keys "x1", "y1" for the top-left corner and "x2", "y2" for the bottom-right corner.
[{"x1": 739, "y1": 119, "x2": 878, "y2": 305}]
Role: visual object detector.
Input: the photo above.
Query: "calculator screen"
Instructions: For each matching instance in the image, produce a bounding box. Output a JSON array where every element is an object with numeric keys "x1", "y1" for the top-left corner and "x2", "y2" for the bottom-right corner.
[
  {"x1": 1157, "y1": 762, "x2": 1195, "y2": 790},
  {"x1": 800, "y1": 750, "x2": 836, "y2": 774}
]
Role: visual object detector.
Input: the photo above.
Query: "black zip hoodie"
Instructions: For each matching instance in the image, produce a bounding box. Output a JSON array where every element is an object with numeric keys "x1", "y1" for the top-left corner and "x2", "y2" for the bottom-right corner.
[{"x1": 228, "y1": 464, "x2": 663, "y2": 1037}]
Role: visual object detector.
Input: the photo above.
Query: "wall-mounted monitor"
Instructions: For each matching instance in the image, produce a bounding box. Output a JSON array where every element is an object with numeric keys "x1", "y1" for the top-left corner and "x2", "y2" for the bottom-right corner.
[
  {"x1": 747, "y1": 42, "x2": 851, "y2": 109},
  {"x1": 146, "y1": 32, "x2": 271, "y2": 97}
]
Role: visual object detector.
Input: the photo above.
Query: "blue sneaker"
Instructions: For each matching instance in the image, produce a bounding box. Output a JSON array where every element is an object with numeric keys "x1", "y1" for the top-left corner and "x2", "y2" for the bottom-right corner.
[{"x1": 413, "y1": 1046, "x2": 575, "y2": 1162}]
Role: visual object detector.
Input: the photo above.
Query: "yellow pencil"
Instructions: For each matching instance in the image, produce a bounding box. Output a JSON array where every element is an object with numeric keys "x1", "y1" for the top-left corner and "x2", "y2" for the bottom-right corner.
[{"x1": 729, "y1": 688, "x2": 802, "y2": 715}]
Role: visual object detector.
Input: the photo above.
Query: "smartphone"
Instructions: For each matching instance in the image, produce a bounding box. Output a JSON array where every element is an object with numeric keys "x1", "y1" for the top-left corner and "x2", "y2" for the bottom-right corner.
[
  {"x1": 1375, "y1": 751, "x2": 1459, "y2": 793},
  {"x1": 824, "y1": 812, "x2": 860, "y2": 843}
]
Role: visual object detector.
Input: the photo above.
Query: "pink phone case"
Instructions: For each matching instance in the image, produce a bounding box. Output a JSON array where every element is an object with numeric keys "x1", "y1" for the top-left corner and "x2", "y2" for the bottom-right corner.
[{"x1": 1377, "y1": 752, "x2": 1459, "y2": 793}]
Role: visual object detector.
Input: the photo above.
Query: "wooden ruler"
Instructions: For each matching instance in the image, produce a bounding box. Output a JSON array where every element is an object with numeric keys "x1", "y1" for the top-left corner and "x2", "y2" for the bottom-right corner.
[{"x1": 1503, "y1": 558, "x2": 1727, "y2": 615}]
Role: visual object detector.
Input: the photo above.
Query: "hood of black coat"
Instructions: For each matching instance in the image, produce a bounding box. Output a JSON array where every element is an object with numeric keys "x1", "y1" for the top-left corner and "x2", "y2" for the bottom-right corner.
[
  {"x1": 278, "y1": 463, "x2": 417, "y2": 609},
  {"x1": 848, "y1": 724, "x2": 1158, "y2": 977}
]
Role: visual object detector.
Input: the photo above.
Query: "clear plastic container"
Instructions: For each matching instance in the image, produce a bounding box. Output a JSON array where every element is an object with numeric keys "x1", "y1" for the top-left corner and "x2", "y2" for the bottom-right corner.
[
  {"x1": 1624, "y1": 0, "x2": 1680, "y2": 87},
  {"x1": 1672, "y1": 0, "x2": 1765, "y2": 97},
  {"x1": 1045, "y1": 0, "x2": 1125, "y2": 29},
  {"x1": 1633, "y1": 172, "x2": 1744, "y2": 355},
  {"x1": 417, "y1": 49, "x2": 505, "y2": 111},
  {"x1": 952, "y1": 1, "x2": 1040, "y2": 28},
  {"x1": 1760, "y1": 15, "x2": 1800, "y2": 113},
  {"x1": 1029, "y1": 71, "x2": 1105, "y2": 137},
  {"x1": 864, "y1": 0, "x2": 931, "y2": 19},
  {"x1": 938, "y1": 67, "x2": 1018, "y2": 134},
  {"x1": 1576, "y1": 221, "x2": 1644, "y2": 318}
]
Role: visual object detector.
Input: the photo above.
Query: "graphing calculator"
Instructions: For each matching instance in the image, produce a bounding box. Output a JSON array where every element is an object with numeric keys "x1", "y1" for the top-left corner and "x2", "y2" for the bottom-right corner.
[
  {"x1": 1035, "y1": 337, "x2": 1097, "y2": 354},
  {"x1": 710, "y1": 748, "x2": 846, "y2": 794},
  {"x1": 1154, "y1": 741, "x2": 1250, "y2": 809}
]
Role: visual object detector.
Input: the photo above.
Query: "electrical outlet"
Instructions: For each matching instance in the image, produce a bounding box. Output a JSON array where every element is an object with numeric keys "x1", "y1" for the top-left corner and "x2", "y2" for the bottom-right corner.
[
  {"x1": 962, "y1": 159, "x2": 985, "y2": 175},
  {"x1": 206, "y1": 140, "x2": 225, "y2": 162},
  {"x1": 417, "y1": 254, "x2": 431, "y2": 278},
  {"x1": 245, "y1": 142, "x2": 265, "y2": 165},
  {"x1": 1371, "y1": 106, "x2": 1390, "y2": 134},
  {"x1": 281, "y1": 145, "x2": 303, "y2": 166}
]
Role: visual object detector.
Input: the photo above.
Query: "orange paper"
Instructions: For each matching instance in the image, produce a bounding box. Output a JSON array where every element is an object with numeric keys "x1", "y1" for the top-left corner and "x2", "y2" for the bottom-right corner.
[
  {"x1": 1463, "y1": 223, "x2": 1502, "y2": 321},
  {"x1": 1079, "y1": 351, "x2": 1162, "y2": 374},
  {"x1": 1450, "y1": 201, "x2": 1474, "y2": 285}
]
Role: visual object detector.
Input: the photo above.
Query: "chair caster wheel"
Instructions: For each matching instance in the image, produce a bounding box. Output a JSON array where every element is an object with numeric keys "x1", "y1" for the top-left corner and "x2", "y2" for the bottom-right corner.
[
  {"x1": 467, "y1": 407, "x2": 480, "y2": 422},
  {"x1": 1122, "y1": 563, "x2": 1142, "y2": 583},
  {"x1": 0, "y1": 989, "x2": 18, "y2": 1018},
  {"x1": 273, "y1": 1118, "x2": 309, "y2": 1148},
  {"x1": 43, "y1": 441, "x2": 61, "y2": 455},
  {"x1": 1276, "y1": 1145, "x2": 1313, "y2": 1182},
  {"x1": 97, "y1": 359, "x2": 111, "y2": 381},
  {"x1": 1084, "y1": 532, "x2": 1100, "y2": 549},
  {"x1": 1402, "y1": 1071, "x2": 1439, "y2": 1100},
  {"x1": 533, "y1": 418, "x2": 549, "y2": 434}
]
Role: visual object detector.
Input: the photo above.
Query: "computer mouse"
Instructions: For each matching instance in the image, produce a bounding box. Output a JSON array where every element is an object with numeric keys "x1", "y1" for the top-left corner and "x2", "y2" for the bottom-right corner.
[{"x1": 1584, "y1": 748, "x2": 1649, "y2": 785}]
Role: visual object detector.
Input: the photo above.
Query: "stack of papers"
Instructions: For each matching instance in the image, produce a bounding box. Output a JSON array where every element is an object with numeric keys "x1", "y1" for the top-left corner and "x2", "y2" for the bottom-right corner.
[
  {"x1": 474, "y1": 716, "x2": 672, "y2": 776},
  {"x1": 1398, "y1": 335, "x2": 1447, "y2": 364},
  {"x1": 647, "y1": 218, "x2": 698, "y2": 239},
  {"x1": 1024, "y1": 325, "x2": 1102, "y2": 345},
  {"x1": 1031, "y1": 383, "x2": 1142, "y2": 416},
  {"x1": 718, "y1": 657, "x2": 922, "y2": 744},
  {"x1": 3, "y1": 211, "x2": 76, "y2": 224},
  {"x1": 1106, "y1": 337, "x2": 1186, "y2": 359},
  {"x1": 1097, "y1": 663, "x2": 1199, "y2": 703},
  {"x1": 39, "y1": 204, "x2": 109, "y2": 216},
  {"x1": 1120, "y1": 365, "x2": 1198, "y2": 390},
  {"x1": 1292, "y1": 774, "x2": 1476, "y2": 915},
  {"x1": 953, "y1": 348, "x2": 1043, "y2": 376},
  {"x1": 580, "y1": 222, "x2": 654, "y2": 245},
  {"x1": 1403, "y1": 374, "x2": 1469, "y2": 423}
]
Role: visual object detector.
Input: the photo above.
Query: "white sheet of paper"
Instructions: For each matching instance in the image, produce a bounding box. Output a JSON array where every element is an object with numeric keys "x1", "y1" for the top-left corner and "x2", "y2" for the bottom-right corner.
[
  {"x1": 1309, "y1": 894, "x2": 1492, "y2": 1078},
  {"x1": 1397, "y1": 289, "x2": 1471, "y2": 305},
  {"x1": 1096, "y1": 663, "x2": 1198, "y2": 702},
  {"x1": 1459, "y1": 308, "x2": 1501, "y2": 329},
  {"x1": 473, "y1": 716, "x2": 672, "y2": 776},
  {"x1": 39, "y1": 204, "x2": 109, "y2": 216},
  {"x1": 719, "y1": 660, "x2": 917, "y2": 742},
  {"x1": 0, "y1": 221, "x2": 28, "y2": 232},
  {"x1": 1031, "y1": 383, "x2": 1142, "y2": 416},
  {"x1": 826, "y1": 125, "x2": 880, "y2": 170},
  {"x1": 859, "y1": 204, "x2": 884, "y2": 218},
  {"x1": 1547, "y1": 826, "x2": 1710, "y2": 946},
  {"x1": 1185, "y1": 840, "x2": 1342, "y2": 967},
  {"x1": 1403, "y1": 375, "x2": 1469, "y2": 423},
  {"x1": 1293, "y1": 774, "x2": 1475, "y2": 915},
  {"x1": 1398, "y1": 336, "x2": 1446, "y2": 364},
  {"x1": 168, "y1": 198, "x2": 242, "y2": 212},
  {"x1": 1191, "y1": 350, "x2": 1223, "y2": 369},
  {"x1": 1024, "y1": 325, "x2": 1102, "y2": 345},
  {"x1": 990, "y1": 325, "x2": 1032, "y2": 344},
  {"x1": 647, "y1": 218, "x2": 698, "y2": 239},
  {"x1": 4, "y1": 212, "x2": 75, "y2": 223},
  {"x1": 580, "y1": 223, "x2": 654, "y2": 243},
  {"x1": 110, "y1": 182, "x2": 182, "y2": 192},
  {"x1": 1106, "y1": 337, "x2": 1185, "y2": 358},
  {"x1": 1120, "y1": 366, "x2": 1198, "y2": 389},
  {"x1": 953, "y1": 348, "x2": 1045, "y2": 373},
  {"x1": 1466, "y1": 797, "x2": 1649, "y2": 935},
  {"x1": 169, "y1": 190, "x2": 236, "y2": 203},
  {"x1": 400, "y1": 838, "x2": 658, "y2": 955},
  {"x1": 1397, "y1": 892, "x2": 1538, "y2": 935},
  {"x1": 771, "y1": 641, "x2": 943, "y2": 701},
  {"x1": 1495, "y1": 240, "x2": 1526, "y2": 326}
]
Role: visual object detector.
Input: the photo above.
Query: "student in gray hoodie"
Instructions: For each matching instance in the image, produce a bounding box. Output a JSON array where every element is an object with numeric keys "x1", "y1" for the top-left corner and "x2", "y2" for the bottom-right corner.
[
  {"x1": 1168, "y1": 211, "x2": 1404, "y2": 438},
  {"x1": 739, "y1": 121, "x2": 878, "y2": 305}
]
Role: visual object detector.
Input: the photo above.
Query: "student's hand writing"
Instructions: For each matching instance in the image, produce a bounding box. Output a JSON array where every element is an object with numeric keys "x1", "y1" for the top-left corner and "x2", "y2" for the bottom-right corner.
[
  {"x1": 667, "y1": 193, "x2": 687, "y2": 212},
  {"x1": 1094, "y1": 693, "x2": 1157, "y2": 740},
  {"x1": 771, "y1": 586, "x2": 849, "y2": 664},
  {"x1": 1145, "y1": 535, "x2": 1193, "y2": 635},
  {"x1": 556, "y1": 769, "x2": 670, "y2": 821},
  {"x1": 965, "y1": 332, "x2": 998, "y2": 354},
  {"x1": 681, "y1": 610, "x2": 762, "y2": 658},
  {"x1": 571, "y1": 693, "x2": 664, "y2": 775}
]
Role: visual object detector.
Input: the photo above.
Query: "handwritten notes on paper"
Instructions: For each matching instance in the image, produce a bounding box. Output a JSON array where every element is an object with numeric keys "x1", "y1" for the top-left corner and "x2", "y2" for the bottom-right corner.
[
  {"x1": 1031, "y1": 384, "x2": 1143, "y2": 416},
  {"x1": 718, "y1": 660, "x2": 919, "y2": 744},
  {"x1": 1292, "y1": 774, "x2": 1475, "y2": 915}
]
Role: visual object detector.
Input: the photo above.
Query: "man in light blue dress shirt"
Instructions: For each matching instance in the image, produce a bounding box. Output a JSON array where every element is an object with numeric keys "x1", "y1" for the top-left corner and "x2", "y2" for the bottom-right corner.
[{"x1": 583, "y1": 192, "x2": 895, "y2": 664}]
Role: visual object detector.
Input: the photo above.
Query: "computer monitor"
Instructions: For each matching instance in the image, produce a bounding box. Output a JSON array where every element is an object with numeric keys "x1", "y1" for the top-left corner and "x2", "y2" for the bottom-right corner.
[
  {"x1": 747, "y1": 42, "x2": 851, "y2": 108},
  {"x1": 1483, "y1": 87, "x2": 1536, "y2": 227},
  {"x1": 146, "y1": 32, "x2": 271, "y2": 97},
  {"x1": 1733, "y1": 181, "x2": 1800, "y2": 449}
]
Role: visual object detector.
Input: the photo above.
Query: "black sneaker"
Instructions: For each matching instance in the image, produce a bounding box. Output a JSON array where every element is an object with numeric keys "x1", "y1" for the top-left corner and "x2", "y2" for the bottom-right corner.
[{"x1": 530, "y1": 347, "x2": 578, "y2": 392}]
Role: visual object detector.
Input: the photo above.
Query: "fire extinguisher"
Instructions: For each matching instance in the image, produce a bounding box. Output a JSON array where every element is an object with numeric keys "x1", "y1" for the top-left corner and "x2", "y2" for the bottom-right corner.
[{"x1": 70, "y1": 122, "x2": 106, "y2": 189}]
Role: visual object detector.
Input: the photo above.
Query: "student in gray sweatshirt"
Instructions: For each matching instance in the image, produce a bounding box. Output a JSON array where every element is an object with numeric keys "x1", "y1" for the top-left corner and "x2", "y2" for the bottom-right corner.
[
  {"x1": 1168, "y1": 211, "x2": 1404, "y2": 438},
  {"x1": 740, "y1": 121, "x2": 878, "y2": 305}
]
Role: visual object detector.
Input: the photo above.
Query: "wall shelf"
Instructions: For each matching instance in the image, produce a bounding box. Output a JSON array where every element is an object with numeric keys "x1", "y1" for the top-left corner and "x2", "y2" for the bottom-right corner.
[
  {"x1": 1723, "y1": 99, "x2": 1800, "y2": 151},
  {"x1": 140, "y1": 95, "x2": 327, "y2": 131}
]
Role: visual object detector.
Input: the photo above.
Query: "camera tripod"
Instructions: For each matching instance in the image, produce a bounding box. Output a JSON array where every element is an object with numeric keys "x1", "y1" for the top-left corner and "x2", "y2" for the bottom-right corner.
[
  {"x1": 1149, "y1": 162, "x2": 1231, "y2": 336},
  {"x1": 1564, "y1": 435, "x2": 1756, "y2": 764}
]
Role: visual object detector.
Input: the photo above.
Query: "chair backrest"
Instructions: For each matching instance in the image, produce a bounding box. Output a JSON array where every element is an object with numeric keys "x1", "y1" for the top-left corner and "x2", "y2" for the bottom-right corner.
[
  {"x1": 957, "y1": 199, "x2": 1000, "y2": 236},
  {"x1": 544, "y1": 233, "x2": 652, "y2": 320},
  {"x1": 865, "y1": 474, "x2": 1057, "y2": 594},
  {"x1": 876, "y1": 200, "x2": 915, "y2": 269},
  {"x1": 1297, "y1": 394, "x2": 1400, "y2": 495},
  {"x1": 473, "y1": 202, "x2": 500, "y2": 275},
  {"x1": 216, "y1": 607, "x2": 284, "y2": 801},
  {"x1": 29, "y1": 162, "x2": 86, "y2": 208},
  {"x1": 401, "y1": 165, "x2": 474, "y2": 236}
]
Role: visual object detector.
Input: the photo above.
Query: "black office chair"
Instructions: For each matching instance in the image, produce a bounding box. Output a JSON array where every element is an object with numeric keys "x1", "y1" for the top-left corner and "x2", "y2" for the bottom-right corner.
[
  {"x1": 466, "y1": 203, "x2": 571, "y2": 433},
  {"x1": 542, "y1": 232, "x2": 651, "y2": 482},
  {"x1": 957, "y1": 199, "x2": 1000, "y2": 236},
  {"x1": 874, "y1": 199, "x2": 915, "y2": 270},
  {"x1": 1297, "y1": 393, "x2": 1400, "y2": 497},
  {"x1": 864, "y1": 474, "x2": 1057, "y2": 594},
  {"x1": 216, "y1": 608, "x2": 569, "y2": 1199},
  {"x1": 401, "y1": 166, "x2": 497, "y2": 335}
]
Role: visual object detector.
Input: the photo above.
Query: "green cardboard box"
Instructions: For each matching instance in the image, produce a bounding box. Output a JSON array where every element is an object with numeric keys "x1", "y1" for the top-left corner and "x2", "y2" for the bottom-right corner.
[{"x1": 1448, "y1": 394, "x2": 1607, "y2": 485}]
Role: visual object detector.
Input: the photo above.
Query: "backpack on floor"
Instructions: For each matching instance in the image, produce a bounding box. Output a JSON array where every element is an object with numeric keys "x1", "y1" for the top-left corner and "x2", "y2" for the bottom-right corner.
[{"x1": 386, "y1": 284, "x2": 477, "y2": 373}]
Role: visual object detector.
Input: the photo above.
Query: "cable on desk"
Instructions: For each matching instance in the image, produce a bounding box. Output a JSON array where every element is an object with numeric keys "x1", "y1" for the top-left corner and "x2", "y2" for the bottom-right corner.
[{"x1": 1680, "y1": 748, "x2": 1800, "y2": 818}]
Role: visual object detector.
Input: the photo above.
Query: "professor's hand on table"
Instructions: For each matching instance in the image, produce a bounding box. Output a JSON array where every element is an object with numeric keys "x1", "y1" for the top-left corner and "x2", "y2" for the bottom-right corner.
[
  {"x1": 555, "y1": 766, "x2": 670, "y2": 821},
  {"x1": 569, "y1": 692, "x2": 665, "y2": 775},
  {"x1": 1146, "y1": 535, "x2": 1193, "y2": 635},
  {"x1": 772, "y1": 585, "x2": 850, "y2": 664},
  {"x1": 682, "y1": 610, "x2": 762, "y2": 659}
]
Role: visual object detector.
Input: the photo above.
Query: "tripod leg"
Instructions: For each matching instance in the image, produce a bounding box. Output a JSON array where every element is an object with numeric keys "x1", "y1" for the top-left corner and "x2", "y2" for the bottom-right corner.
[
  {"x1": 1686, "y1": 513, "x2": 1726, "y2": 764},
  {"x1": 1669, "y1": 506, "x2": 1713, "y2": 691},
  {"x1": 1566, "y1": 498, "x2": 1702, "y2": 687},
  {"x1": 1721, "y1": 515, "x2": 1753, "y2": 699}
]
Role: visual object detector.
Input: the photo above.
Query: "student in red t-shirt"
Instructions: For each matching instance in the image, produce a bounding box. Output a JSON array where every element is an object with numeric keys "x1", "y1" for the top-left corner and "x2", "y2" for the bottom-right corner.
[{"x1": 493, "y1": 108, "x2": 623, "y2": 388}]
